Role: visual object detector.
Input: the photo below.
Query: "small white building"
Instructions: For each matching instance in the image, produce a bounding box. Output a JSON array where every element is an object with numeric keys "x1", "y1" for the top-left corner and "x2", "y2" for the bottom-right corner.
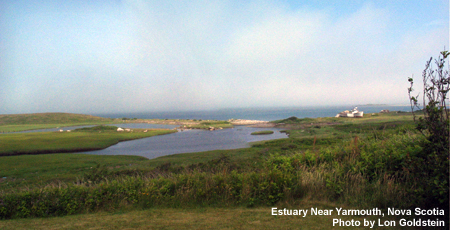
[{"x1": 336, "y1": 107, "x2": 364, "y2": 118}]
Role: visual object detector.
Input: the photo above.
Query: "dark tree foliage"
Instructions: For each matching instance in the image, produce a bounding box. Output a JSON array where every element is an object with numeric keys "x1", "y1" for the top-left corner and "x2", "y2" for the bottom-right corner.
[{"x1": 408, "y1": 50, "x2": 449, "y2": 211}]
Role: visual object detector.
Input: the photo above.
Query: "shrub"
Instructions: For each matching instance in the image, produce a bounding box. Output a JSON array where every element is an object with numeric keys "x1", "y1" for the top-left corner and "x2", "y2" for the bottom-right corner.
[{"x1": 408, "y1": 50, "x2": 449, "y2": 211}]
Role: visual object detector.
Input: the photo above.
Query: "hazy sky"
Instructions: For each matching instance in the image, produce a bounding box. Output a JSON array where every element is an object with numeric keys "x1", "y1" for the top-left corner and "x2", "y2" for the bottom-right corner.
[{"x1": 1, "y1": 0, "x2": 448, "y2": 114}]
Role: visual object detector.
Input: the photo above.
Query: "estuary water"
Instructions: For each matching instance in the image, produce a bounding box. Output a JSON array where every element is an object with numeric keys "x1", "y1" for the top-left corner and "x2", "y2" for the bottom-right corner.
[
  {"x1": 82, "y1": 126, "x2": 287, "y2": 159},
  {"x1": 9, "y1": 122, "x2": 287, "y2": 159}
]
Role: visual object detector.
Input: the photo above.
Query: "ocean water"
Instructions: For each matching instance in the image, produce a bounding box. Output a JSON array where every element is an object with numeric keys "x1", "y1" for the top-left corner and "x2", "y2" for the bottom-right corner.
[{"x1": 93, "y1": 105, "x2": 413, "y2": 121}]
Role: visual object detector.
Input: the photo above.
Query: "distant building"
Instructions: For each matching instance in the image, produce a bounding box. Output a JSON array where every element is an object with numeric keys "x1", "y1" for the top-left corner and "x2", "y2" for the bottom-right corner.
[{"x1": 336, "y1": 107, "x2": 364, "y2": 118}]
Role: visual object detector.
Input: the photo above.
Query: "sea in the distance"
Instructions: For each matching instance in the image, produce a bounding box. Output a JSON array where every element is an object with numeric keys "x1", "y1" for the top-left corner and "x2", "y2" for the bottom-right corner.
[{"x1": 93, "y1": 105, "x2": 413, "y2": 121}]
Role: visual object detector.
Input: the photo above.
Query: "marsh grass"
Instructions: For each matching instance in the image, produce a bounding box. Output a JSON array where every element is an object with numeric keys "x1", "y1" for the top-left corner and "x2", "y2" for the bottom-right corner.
[
  {"x1": 0, "y1": 113, "x2": 117, "y2": 132},
  {"x1": 251, "y1": 130, "x2": 274, "y2": 135},
  {"x1": 0, "y1": 127, "x2": 176, "y2": 156},
  {"x1": 186, "y1": 120, "x2": 233, "y2": 129},
  {"x1": 0, "y1": 113, "x2": 112, "y2": 125}
]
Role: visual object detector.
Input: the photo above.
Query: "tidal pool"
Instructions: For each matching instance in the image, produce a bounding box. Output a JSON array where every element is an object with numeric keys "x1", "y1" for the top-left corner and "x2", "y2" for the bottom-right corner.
[{"x1": 82, "y1": 126, "x2": 287, "y2": 159}]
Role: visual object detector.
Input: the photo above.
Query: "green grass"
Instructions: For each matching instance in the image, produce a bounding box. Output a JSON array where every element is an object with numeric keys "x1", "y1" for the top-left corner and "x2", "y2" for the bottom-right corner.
[
  {"x1": 0, "y1": 126, "x2": 176, "y2": 156},
  {"x1": 186, "y1": 120, "x2": 234, "y2": 129},
  {"x1": 0, "y1": 154, "x2": 148, "y2": 192},
  {"x1": 0, "y1": 203, "x2": 412, "y2": 230},
  {"x1": 0, "y1": 113, "x2": 112, "y2": 125},
  {"x1": 0, "y1": 113, "x2": 117, "y2": 132},
  {"x1": 251, "y1": 130, "x2": 274, "y2": 135},
  {"x1": 0, "y1": 123, "x2": 119, "y2": 133},
  {"x1": 0, "y1": 147, "x2": 262, "y2": 192}
]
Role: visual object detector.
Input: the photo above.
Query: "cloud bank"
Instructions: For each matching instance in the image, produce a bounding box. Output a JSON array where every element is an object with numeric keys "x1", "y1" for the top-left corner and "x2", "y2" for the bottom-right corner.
[{"x1": 0, "y1": 0, "x2": 448, "y2": 114}]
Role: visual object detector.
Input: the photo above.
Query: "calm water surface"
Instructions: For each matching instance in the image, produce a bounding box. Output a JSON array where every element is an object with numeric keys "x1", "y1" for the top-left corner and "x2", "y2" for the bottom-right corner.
[{"x1": 82, "y1": 126, "x2": 287, "y2": 159}]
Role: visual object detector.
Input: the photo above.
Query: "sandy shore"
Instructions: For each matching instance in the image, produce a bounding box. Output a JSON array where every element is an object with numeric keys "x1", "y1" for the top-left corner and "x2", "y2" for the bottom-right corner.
[{"x1": 227, "y1": 119, "x2": 270, "y2": 126}]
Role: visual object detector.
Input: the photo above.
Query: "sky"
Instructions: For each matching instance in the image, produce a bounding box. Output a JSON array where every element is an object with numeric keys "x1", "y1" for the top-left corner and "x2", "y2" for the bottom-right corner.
[{"x1": 0, "y1": 0, "x2": 448, "y2": 114}]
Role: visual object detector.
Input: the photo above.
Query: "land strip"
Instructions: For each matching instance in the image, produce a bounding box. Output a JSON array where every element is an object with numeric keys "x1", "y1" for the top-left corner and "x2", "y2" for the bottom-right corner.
[
  {"x1": 0, "y1": 205, "x2": 411, "y2": 230},
  {"x1": 0, "y1": 126, "x2": 176, "y2": 157}
]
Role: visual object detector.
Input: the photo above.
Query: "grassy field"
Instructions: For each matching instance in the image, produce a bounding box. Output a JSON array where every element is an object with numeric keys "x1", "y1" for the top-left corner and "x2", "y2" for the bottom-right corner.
[
  {"x1": 0, "y1": 113, "x2": 117, "y2": 132},
  {"x1": 0, "y1": 153, "x2": 149, "y2": 192},
  {"x1": 0, "y1": 113, "x2": 236, "y2": 132},
  {"x1": 0, "y1": 202, "x2": 410, "y2": 230},
  {"x1": 0, "y1": 126, "x2": 176, "y2": 156},
  {"x1": 0, "y1": 113, "x2": 112, "y2": 125},
  {"x1": 0, "y1": 111, "x2": 445, "y2": 229}
]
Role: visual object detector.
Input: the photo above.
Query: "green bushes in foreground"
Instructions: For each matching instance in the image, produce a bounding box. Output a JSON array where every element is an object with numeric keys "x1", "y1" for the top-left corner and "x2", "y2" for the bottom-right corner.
[{"x1": 0, "y1": 170, "x2": 295, "y2": 219}]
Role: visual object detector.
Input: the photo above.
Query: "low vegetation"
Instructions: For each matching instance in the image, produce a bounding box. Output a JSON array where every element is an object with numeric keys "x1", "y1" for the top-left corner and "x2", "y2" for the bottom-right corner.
[
  {"x1": 250, "y1": 130, "x2": 274, "y2": 135},
  {"x1": 0, "y1": 204, "x2": 408, "y2": 230},
  {"x1": 184, "y1": 120, "x2": 233, "y2": 129},
  {"x1": 0, "y1": 126, "x2": 176, "y2": 156},
  {"x1": 0, "y1": 113, "x2": 115, "y2": 133},
  {"x1": 0, "y1": 113, "x2": 111, "y2": 125}
]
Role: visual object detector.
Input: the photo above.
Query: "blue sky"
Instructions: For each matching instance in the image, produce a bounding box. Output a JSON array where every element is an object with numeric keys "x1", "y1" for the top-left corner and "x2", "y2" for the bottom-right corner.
[{"x1": 1, "y1": 0, "x2": 448, "y2": 114}]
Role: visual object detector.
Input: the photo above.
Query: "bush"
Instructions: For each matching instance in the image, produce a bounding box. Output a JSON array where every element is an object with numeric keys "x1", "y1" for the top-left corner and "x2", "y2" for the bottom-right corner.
[{"x1": 408, "y1": 50, "x2": 449, "y2": 211}]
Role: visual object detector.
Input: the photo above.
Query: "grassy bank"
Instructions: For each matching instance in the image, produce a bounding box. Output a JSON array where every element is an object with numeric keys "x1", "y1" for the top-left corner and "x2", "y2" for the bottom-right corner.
[
  {"x1": 0, "y1": 113, "x2": 116, "y2": 133},
  {"x1": 0, "y1": 126, "x2": 176, "y2": 156},
  {"x1": 0, "y1": 113, "x2": 112, "y2": 125},
  {"x1": 182, "y1": 120, "x2": 234, "y2": 129},
  {"x1": 0, "y1": 113, "x2": 235, "y2": 132},
  {"x1": 251, "y1": 130, "x2": 274, "y2": 135}
]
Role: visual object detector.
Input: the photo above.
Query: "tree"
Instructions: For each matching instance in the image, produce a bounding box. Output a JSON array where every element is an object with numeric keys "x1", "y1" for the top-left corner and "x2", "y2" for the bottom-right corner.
[{"x1": 408, "y1": 50, "x2": 449, "y2": 210}]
